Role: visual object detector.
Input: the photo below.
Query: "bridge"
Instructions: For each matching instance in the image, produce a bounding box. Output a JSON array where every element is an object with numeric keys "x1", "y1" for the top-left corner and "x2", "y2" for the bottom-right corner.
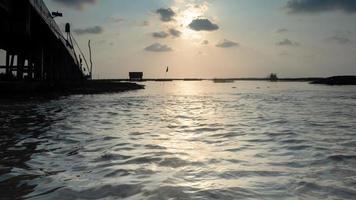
[{"x1": 0, "y1": 0, "x2": 85, "y2": 81}]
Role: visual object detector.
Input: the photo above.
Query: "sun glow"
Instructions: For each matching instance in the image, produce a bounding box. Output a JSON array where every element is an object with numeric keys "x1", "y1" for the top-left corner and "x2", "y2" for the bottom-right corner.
[{"x1": 174, "y1": 3, "x2": 210, "y2": 40}]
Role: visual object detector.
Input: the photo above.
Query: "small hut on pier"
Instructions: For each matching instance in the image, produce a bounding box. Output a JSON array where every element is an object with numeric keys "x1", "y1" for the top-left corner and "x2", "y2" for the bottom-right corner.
[{"x1": 129, "y1": 72, "x2": 143, "y2": 81}]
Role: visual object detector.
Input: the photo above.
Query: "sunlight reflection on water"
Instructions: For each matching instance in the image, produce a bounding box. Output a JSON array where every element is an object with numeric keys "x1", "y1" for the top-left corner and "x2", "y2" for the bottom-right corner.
[{"x1": 1, "y1": 81, "x2": 356, "y2": 199}]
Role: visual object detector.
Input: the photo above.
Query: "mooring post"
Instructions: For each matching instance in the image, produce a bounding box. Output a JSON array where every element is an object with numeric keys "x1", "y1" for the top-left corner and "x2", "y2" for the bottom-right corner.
[
  {"x1": 10, "y1": 54, "x2": 14, "y2": 70},
  {"x1": 5, "y1": 51, "x2": 10, "y2": 75},
  {"x1": 27, "y1": 59, "x2": 32, "y2": 80},
  {"x1": 31, "y1": 62, "x2": 35, "y2": 80},
  {"x1": 17, "y1": 54, "x2": 24, "y2": 80},
  {"x1": 40, "y1": 46, "x2": 44, "y2": 80}
]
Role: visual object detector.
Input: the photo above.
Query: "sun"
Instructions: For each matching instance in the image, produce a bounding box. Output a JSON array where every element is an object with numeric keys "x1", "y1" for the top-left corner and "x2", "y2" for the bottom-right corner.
[{"x1": 175, "y1": 4, "x2": 209, "y2": 40}]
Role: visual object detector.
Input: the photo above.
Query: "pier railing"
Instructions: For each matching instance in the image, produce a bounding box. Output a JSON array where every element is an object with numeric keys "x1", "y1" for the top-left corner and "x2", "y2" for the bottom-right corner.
[{"x1": 29, "y1": 0, "x2": 78, "y2": 65}]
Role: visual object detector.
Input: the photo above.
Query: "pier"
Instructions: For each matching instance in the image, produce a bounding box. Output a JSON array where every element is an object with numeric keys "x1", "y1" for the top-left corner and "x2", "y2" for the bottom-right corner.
[{"x1": 0, "y1": 0, "x2": 84, "y2": 81}]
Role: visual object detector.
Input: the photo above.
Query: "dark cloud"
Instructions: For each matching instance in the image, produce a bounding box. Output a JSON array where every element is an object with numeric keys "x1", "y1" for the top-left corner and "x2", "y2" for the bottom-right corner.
[
  {"x1": 52, "y1": 0, "x2": 98, "y2": 9},
  {"x1": 152, "y1": 29, "x2": 181, "y2": 39},
  {"x1": 188, "y1": 19, "x2": 219, "y2": 31},
  {"x1": 74, "y1": 26, "x2": 103, "y2": 35},
  {"x1": 111, "y1": 17, "x2": 124, "y2": 23},
  {"x1": 156, "y1": 8, "x2": 176, "y2": 22},
  {"x1": 145, "y1": 43, "x2": 172, "y2": 52},
  {"x1": 216, "y1": 39, "x2": 239, "y2": 48},
  {"x1": 285, "y1": 0, "x2": 356, "y2": 14},
  {"x1": 169, "y1": 28, "x2": 182, "y2": 37},
  {"x1": 152, "y1": 31, "x2": 169, "y2": 38},
  {"x1": 276, "y1": 28, "x2": 288, "y2": 33},
  {"x1": 277, "y1": 39, "x2": 300, "y2": 47},
  {"x1": 327, "y1": 35, "x2": 352, "y2": 44}
]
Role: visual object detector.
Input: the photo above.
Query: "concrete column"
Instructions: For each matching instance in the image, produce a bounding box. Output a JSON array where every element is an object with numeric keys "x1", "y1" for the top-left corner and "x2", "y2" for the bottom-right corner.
[
  {"x1": 5, "y1": 51, "x2": 10, "y2": 75},
  {"x1": 17, "y1": 54, "x2": 24, "y2": 80}
]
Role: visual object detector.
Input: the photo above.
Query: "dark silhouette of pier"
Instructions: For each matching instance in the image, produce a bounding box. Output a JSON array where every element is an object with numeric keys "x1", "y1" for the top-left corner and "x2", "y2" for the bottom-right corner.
[{"x1": 0, "y1": 0, "x2": 84, "y2": 81}]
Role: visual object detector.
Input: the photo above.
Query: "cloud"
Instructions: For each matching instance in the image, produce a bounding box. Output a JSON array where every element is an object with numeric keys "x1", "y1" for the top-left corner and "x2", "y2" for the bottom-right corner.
[
  {"x1": 279, "y1": 51, "x2": 290, "y2": 56},
  {"x1": 141, "y1": 21, "x2": 150, "y2": 27},
  {"x1": 216, "y1": 39, "x2": 239, "y2": 48},
  {"x1": 52, "y1": 0, "x2": 98, "y2": 9},
  {"x1": 276, "y1": 28, "x2": 288, "y2": 33},
  {"x1": 74, "y1": 26, "x2": 103, "y2": 35},
  {"x1": 156, "y1": 8, "x2": 176, "y2": 22},
  {"x1": 110, "y1": 17, "x2": 124, "y2": 23},
  {"x1": 276, "y1": 39, "x2": 300, "y2": 47},
  {"x1": 152, "y1": 29, "x2": 181, "y2": 39},
  {"x1": 145, "y1": 43, "x2": 172, "y2": 52},
  {"x1": 327, "y1": 35, "x2": 352, "y2": 44},
  {"x1": 188, "y1": 19, "x2": 219, "y2": 31},
  {"x1": 285, "y1": 0, "x2": 356, "y2": 14},
  {"x1": 169, "y1": 28, "x2": 182, "y2": 37},
  {"x1": 152, "y1": 31, "x2": 169, "y2": 38}
]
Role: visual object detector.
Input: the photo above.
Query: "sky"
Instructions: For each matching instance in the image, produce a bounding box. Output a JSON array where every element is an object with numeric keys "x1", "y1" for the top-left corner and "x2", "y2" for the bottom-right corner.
[{"x1": 2, "y1": 0, "x2": 356, "y2": 78}]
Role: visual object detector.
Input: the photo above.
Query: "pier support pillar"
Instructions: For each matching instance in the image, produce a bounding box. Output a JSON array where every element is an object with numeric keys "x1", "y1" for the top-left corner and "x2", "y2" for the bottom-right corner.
[
  {"x1": 17, "y1": 55, "x2": 24, "y2": 80},
  {"x1": 27, "y1": 60, "x2": 33, "y2": 80},
  {"x1": 5, "y1": 51, "x2": 10, "y2": 75}
]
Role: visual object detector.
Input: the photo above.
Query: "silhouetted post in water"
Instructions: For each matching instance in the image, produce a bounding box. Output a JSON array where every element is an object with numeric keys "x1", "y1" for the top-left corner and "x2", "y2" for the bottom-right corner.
[
  {"x1": 164, "y1": 66, "x2": 169, "y2": 80},
  {"x1": 88, "y1": 40, "x2": 93, "y2": 80}
]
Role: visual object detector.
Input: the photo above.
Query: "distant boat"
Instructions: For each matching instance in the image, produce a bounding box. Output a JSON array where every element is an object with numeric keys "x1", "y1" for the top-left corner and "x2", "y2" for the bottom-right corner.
[
  {"x1": 268, "y1": 73, "x2": 278, "y2": 82},
  {"x1": 213, "y1": 79, "x2": 234, "y2": 83}
]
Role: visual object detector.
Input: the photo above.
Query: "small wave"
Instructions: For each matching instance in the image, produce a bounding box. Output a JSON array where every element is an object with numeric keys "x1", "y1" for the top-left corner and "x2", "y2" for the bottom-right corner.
[
  {"x1": 94, "y1": 153, "x2": 131, "y2": 162},
  {"x1": 225, "y1": 147, "x2": 247, "y2": 152},
  {"x1": 279, "y1": 139, "x2": 307, "y2": 144},
  {"x1": 195, "y1": 187, "x2": 259, "y2": 199},
  {"x1": 218, "y1": 170, "x2": 287, "y2": 179},
  {"x1": 158, "y1": 157, "x2": 202, "y2": 168},
  {"x1": 294, "y1": 181, "x2": 356, "y2": 200},
  {"x1": 144, "y1": 186, "x2": 195, "y2": 200},
  {"x1": 210, "y1": 132, "x2": 239, "y2": 138},
  {"x1": 328, "y1": 155, "x2": 356, "y2": 162},
  {"x1": 104, "y1": 169, "x2": 131, "y2": 177},
  {"x1": 66, "y1": 147, "x2": 82, "y2": 156},
  {"x1": 123, "y1": 156, "x2": 161, "y2": 165},
  {"x1": 52, "y1": 184, "x2": 142, "y2": 199},
  {"x1": 101, "y1": 136, "x2": 119, "y2": 141},
  {"x1": 144, "y1": 144, "x2": 167, "y2": 150},
  {"x1": 285, "y1": 145, "x2": 312, "y2": 151},
  {"x1": 340, "y1": 140, "x2": 356, "y2": 147},
  {"x1": 193, "y1": 127, "x2": 224, "y2": 133}
]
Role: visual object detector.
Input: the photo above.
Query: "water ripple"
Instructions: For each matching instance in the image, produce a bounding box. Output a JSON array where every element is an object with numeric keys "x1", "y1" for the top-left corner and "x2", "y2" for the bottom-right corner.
[{"x1": 1, "y1": 81, "x2": 356, "y2": 199}]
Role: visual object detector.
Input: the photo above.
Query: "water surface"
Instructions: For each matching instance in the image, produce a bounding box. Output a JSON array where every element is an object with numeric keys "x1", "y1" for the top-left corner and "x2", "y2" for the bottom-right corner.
[{"x1": 1, "y1": 81, "x2": 356, "y2": 199}]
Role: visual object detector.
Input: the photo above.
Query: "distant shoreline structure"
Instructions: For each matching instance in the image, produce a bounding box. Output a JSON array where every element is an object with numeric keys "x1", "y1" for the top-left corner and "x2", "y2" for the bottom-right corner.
[
  {"x1": 98, "y1": 77, "x2": 322, "y2": 82},
  {"x1": 97, "y1": 76, "x2": 356, "y2": 85}
]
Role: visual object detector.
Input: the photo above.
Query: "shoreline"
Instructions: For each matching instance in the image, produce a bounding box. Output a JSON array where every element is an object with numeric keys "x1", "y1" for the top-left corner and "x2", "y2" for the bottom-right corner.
[
  {"x1": 1, "y1": 75, "x2": 355, "y2": 96},
  {"x1": 100, "y1": 77, "x2": 322, "y2": 82},
  {"x1": 0, "y1": 80, "x2": 144, "y2": 96}
]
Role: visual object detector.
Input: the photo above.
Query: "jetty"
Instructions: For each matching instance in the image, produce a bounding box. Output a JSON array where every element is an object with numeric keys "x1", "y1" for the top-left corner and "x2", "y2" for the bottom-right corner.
[
  {"x1": 0, "y1": 0, "x2": 143, "y2": 94},
  {"x1": 0, "y1": 0, "x2": 83, "y2": 80}
]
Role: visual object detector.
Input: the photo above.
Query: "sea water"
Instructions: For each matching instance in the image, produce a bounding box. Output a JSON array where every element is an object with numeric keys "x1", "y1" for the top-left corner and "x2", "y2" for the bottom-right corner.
[{"x1": 1, "y1": 81, "x2": 356, "y2": 199}]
